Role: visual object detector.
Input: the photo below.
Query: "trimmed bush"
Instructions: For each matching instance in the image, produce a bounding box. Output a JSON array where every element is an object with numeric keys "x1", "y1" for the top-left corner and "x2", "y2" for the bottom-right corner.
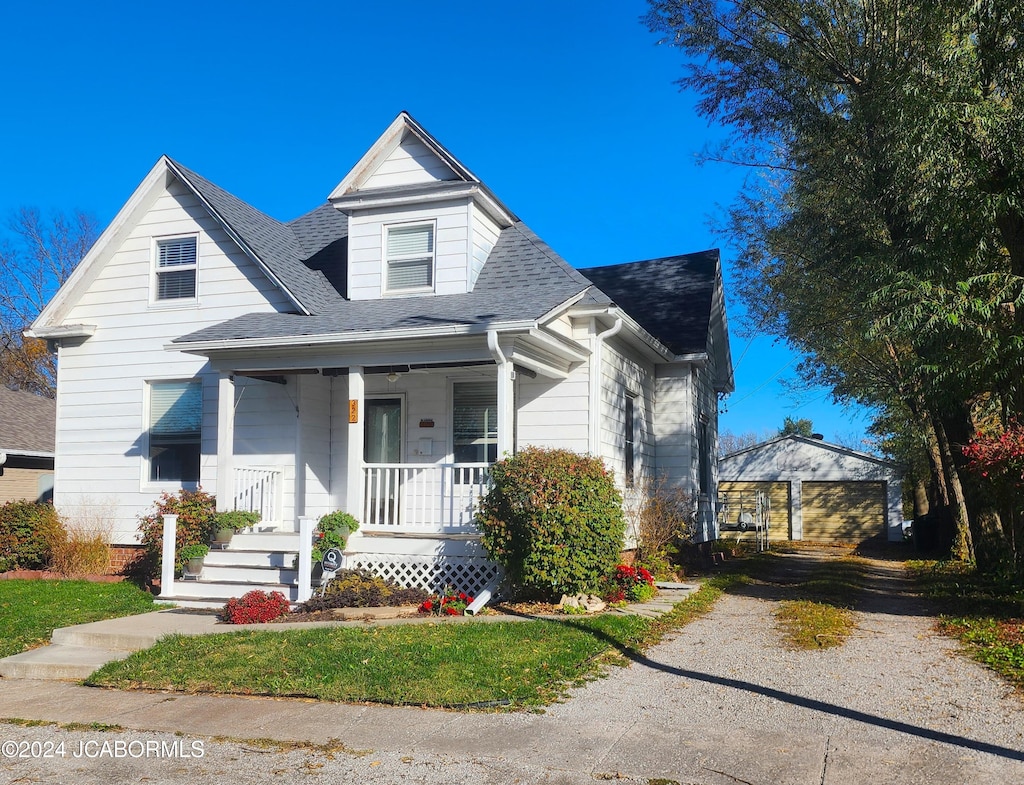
[
  {"x1": 221, "y1": 590, "x2": 291, "y2": 624},
  {"x1": 476, "y1": 447, "x2": 626, "y2": 600},
  {"x1": 136, "y1": 489, "x2": 217, "y2": 577},
  {"x1": 0, "y1": 501, "x2": 63, "y2": 572}
]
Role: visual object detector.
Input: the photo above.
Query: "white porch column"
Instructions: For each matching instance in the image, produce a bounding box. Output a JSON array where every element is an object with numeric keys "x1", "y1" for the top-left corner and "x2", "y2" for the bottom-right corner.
[
  {"x1": 346, "y1": 367, "x2": 364, "y2": 520},
  {"x1": 159, "y1": 513, "x2": 177, "y2": 598},
  {"x1": 216, "y1": 373, "x2": 235, "y2": 512},
  {"x1": 488, "y1": 331, "x2": 515, "y2": 458},
  {"x1": 297, "y1": 515, "x2": 314, "y2": 603}
]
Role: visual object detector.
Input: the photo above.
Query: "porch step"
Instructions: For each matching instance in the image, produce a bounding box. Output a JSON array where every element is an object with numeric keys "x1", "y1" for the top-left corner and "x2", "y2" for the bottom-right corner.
[
  {"x1": 229, "y1": 531, "x2": 300, "y2": 550},
  {"x1": 164, "y1": 579, "x2": 302, "y2": 604},
  {"x1": 204, "y1": 549, "x2": 298, "y2": 568}
]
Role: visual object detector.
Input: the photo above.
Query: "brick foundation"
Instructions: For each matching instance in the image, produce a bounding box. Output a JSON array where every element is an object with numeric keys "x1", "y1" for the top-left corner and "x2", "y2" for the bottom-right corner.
[{"x1": 109, "y1": 545, "x2": 146, "y2": 575}]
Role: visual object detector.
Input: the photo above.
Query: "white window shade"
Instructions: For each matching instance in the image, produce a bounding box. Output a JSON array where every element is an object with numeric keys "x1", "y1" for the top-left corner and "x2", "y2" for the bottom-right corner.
[
  {"x1": 149, "y1": 380, "x2": 202, "y2": 483},
  {"x1": 453, "y1": 381, "x2": 497, "y2": 463},
  {"x1": 155, "y1": 237, "x2": 197, "y2": 300},
  {"x1": 386, "y1": 224, "x2": 434, "y2": 291}
]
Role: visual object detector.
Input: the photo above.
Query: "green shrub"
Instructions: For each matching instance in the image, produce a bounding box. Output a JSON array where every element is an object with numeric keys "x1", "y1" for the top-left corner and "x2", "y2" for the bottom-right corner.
[
  {"x1": 476, "y1": 447, "x2": 626, "y2": 600},
  {"x1": 297, "y1": 569, "x2": 429, "y2": 612},
  {"x1": 136, "y1": 489, "x2": 217, "y2": 576},
  {"x1": 312, "y1": 511, "x2": 359, "y2": 563},
  {"x1": 214, "y1": 510, "x2": 260, "y2": 532},
  {"x1": 0, "y1": 501, "x2": 63, "y2": 572}
]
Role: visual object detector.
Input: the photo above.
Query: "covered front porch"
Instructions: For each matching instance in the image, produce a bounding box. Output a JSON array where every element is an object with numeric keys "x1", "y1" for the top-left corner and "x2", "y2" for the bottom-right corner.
[{"x1": 162, "y1": 328, "x2": 587, "y2": 603}]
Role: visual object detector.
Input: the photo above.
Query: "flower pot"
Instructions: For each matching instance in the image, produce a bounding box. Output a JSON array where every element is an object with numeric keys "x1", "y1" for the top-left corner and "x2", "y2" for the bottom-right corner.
[
  {"x1": 184, "y1": 556, "x2": 205, "y2": 580},
  {"x1": 211, "y1": 527, "x2": 234, "y2": 549}
]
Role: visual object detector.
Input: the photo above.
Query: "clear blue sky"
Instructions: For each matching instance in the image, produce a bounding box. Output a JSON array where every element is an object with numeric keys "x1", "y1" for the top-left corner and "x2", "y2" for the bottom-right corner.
[{"x1": 0, "y1": 0, "x2": 873, "y2": 447}]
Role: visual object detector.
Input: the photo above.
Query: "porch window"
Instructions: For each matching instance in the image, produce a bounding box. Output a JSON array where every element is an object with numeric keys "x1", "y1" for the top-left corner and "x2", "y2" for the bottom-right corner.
[
  {"x1": 148, "y1": 380, "x2": 201, "y2": 483},
  {"x1": 453, "y1": 381, "x2": 497, "y2": 463},
  {"x1": 385, "y1": 223, "x2": 434, "y2": 292}
]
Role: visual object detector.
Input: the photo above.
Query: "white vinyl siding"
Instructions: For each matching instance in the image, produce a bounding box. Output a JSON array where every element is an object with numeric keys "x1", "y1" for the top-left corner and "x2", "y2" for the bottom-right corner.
[
  {"x1": 154, "y1": 236, "x2": 197, "y2": 301},
  {"x1": 599, "y1": 340, "x2": 654, "y2": 491},
  {"x1": 385, "y1": 223, "x2": 434, "y2": 292},
  {"x1": 362, "y1": 134, "x2": 458, "y2": 189},
  {"x1": 53, "y1": 176, "x2": 293, "y2": 543},
  {"x1": 348, "y1": 201, "x2": 472, "y2": 300}
]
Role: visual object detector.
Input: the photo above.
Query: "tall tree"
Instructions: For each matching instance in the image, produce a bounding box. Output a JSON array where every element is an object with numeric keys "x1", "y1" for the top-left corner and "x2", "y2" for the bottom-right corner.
[
  {"x1": 0, "y1": 208, "x2": 97, "y2": 396},
  {"x1": 645, "y1": 0, "x2": 1024, "y2": 569}
]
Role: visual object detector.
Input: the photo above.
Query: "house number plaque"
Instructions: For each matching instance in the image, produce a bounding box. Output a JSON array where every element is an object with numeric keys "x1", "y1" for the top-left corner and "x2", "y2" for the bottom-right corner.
[{"x1": 349, "y1": 399, "x2": 358, "y2": 423}]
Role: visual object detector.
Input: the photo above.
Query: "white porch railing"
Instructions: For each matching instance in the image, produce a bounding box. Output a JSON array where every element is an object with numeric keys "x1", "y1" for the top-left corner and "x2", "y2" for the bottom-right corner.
[
  {"x1": 362, "y1": 463, "x2": 490, "y2": 532},
  {"x1": 234, "y1": 466, "x2": 283, "y2": 524}
]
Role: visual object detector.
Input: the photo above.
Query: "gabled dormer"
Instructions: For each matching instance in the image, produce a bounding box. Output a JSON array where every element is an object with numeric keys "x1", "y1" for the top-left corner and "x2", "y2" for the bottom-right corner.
[{"x1": 328, "y1": 112, "x2": 516, "y2": 300}]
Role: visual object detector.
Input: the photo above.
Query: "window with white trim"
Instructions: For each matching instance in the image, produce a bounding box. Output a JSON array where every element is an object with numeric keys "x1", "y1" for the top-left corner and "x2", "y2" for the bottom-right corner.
[
  {"x1": 453, "y1": 381, "x2": 497, "y2": 464},
  {"x1": 148, "y1": 380, "x2": 202, "y2": 483},
  {"x1": 154, "y1": 236, "x2": 197, "y2": 301},
  {"x1": 385, "y1": 223, "x2": 434, "y2": 292}
]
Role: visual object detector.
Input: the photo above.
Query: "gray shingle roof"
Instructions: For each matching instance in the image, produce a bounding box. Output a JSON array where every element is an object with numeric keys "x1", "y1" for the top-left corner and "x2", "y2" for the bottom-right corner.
[
  {"x1": 173, "y1": 221, "x2": 592, "y2": 344},
  {"x1": 579, "y1": 250, "x2": 720, "y2": 356},
  {"x1": 0, "y1": 388, "x2": 55, "y2": 455},
  {"x1": 168, "y1": 160, "x2": 346, "y2": 314},
  {"x1": 164, "y1": 160, "x2": 718, "y2": 356}
]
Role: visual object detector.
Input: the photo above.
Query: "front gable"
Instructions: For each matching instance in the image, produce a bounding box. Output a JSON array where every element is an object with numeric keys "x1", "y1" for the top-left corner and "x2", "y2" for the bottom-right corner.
[{"x1": 328, "y1": 113, "x2": 515, "y2": 300}]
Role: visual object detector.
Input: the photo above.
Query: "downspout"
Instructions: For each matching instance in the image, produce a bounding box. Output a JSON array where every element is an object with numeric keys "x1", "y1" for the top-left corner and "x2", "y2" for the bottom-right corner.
[
  {"x1": 487, "y1": 330, "x2": 514, "y2": 458},
  {"x1": 589, "y1": 315, "x2": 623, "y2": 455}
]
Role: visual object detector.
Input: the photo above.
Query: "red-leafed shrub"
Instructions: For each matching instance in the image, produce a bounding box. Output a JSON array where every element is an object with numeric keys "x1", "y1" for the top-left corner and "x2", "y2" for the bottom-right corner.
[
  {"x1": 418, "y1": 587, "x2": 474, "y2": 616},
  {"x1": 221, "y1": 590, "x2": 291, "y2": 624},
  {"x1": 600, "y1": 564, "x2": 656, "y2": 604}
]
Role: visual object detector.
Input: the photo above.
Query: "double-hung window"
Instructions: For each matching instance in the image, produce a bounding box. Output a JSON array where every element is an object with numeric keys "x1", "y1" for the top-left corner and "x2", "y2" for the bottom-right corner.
[
  {"x1": 624, "y1": 393, "x2": 636, "y2": 488},
  {"x1": 154, "y1": 236, "x2": 197, "y2": 301},
  {"x1": 385, "y1": 223, "x2": 434, "y2": 292},
  {"x1": 453, "y1": 381, "x2": 497, "y2": 464},
  {"x1": 148, "y1": 380, "x2": 202, "y2": 484}
]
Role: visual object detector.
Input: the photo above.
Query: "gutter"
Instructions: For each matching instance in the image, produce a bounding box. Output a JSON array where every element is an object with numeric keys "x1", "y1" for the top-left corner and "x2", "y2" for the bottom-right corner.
[{"x1": 166, "y1": 319, "x2": 538, "y2": 354}]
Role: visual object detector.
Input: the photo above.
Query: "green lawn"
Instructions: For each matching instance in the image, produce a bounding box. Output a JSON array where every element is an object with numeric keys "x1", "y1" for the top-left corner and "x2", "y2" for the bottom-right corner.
[
  {"x1": 87, "y1": 582, "x2": 726, "y2": 709},
  {"x1": 0, "y1": 580, "x2": 156, "y2": 658}
]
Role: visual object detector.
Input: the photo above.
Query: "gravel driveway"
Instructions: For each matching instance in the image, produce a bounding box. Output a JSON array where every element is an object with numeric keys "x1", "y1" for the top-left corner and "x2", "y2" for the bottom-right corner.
[{"x1": 1, "y1": 550, "x2": 1022, "y2": 784}]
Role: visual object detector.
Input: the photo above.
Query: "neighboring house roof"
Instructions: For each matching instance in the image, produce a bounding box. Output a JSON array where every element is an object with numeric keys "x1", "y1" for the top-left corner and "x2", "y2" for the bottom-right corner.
[
  {"x1": 720, "y1": 434, "x2": 898, "y2": 471},
  {"x1": 0, "y1": 388, "x2": 56, "y2": 457},
  {"x1": 579, "y1": 251, "x2": 720, "y2": 356}
]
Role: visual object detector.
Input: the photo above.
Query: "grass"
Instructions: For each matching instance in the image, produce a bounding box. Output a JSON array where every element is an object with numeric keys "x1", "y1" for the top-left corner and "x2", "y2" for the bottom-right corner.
[
  {"x1": 908, "y1": 559, "x2": 1024, "y2": 690},
  {"x1": 718, "y1": 550, "x2": 864, "y2": 649},
  {"x1": 87, "y1": 581, "x2": 727, "y2": 709},
  {"x1": 0, "y1": 580, "x2": 156, "y2": 658}
]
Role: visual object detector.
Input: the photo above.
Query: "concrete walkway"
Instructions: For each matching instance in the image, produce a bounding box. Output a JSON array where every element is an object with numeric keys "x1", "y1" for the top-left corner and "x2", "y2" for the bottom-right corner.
[{"x1": 1, "y1": 559, "x2": 1022, "y2": 784}]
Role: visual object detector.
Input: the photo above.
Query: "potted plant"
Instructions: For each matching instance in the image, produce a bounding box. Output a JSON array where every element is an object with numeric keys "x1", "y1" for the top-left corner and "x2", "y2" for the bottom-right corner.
[
  {"x1": 179, "y1": 543, "x2": 209, "y2": 579},
  {"x1": 305, "y1": 512, "x2": 359, "y2": 575},
  {"x1": 211, "y1": 510, "x2": 261, "y2": 548}
]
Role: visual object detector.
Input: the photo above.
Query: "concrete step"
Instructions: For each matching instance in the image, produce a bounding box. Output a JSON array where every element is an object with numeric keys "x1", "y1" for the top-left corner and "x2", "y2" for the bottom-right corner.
[
  {"x1": 0, "y1": 645, "x2": 131, "y2": 681},
  {"x1": 204, "y1": 549, "x2": 298, "y2": 568},
  {"x1": 198, "y1": 563, "x2": 298, "y2": 584},
  {"x1": 230, "y1": 532, "x2": 300, "y2": 551},
  {"x1": 164, "y1": 580, "x2": 303, "y2": 603}
]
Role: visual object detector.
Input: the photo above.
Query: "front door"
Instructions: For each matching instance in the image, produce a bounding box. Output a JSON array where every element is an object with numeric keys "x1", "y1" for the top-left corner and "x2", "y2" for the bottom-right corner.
[{"x1": 365, "y1": 397, "x2": 402, "y2": 524}]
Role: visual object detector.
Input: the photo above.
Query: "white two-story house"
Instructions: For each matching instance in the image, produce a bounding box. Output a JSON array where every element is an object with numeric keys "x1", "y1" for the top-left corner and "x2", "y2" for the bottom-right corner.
[{"x1": 29, "y1": 112, "x2": 733, "y2": 604}]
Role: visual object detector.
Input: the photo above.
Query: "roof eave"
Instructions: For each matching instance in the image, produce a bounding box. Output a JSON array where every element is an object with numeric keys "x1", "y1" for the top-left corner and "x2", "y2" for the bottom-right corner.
[{"x1": 166, "y1": 318, "x2": 540, "y2": 355}]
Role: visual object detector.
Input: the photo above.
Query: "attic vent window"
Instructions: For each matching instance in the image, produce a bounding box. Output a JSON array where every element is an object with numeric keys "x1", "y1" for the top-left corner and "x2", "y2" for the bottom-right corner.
[
  {"x1": 385, "y1": 223, "x2": 434, "y2": 292},
  {"x1": 155, "y1": 236, "x2": 197, "y2": 301}
]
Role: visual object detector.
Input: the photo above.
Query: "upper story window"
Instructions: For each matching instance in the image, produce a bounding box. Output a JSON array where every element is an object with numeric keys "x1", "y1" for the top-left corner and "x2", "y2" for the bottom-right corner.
[
  {"x1": 154, "y1": 236, "x2": 198, "y2": 301},
  {"x1": 385, "y1": 223, "x2": 434, "y2": 292}
]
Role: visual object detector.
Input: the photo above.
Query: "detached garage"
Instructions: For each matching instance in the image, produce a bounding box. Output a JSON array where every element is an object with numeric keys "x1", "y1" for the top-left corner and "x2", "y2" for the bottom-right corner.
[{"x1": 718, "y1": 435, "x2": 904, "y2": 543}]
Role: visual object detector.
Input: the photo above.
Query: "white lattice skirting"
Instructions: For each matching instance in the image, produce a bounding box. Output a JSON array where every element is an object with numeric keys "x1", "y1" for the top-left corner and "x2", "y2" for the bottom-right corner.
[{"x1": 346, "y1": 554, "x2": 503, "y2": 595}]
